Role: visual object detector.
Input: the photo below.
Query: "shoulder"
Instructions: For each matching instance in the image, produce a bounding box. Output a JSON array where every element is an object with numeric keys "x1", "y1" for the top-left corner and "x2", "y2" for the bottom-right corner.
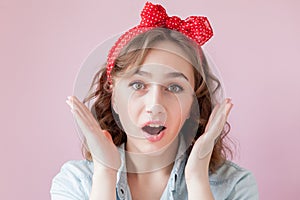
[
  {"x1": 210, "y1": 160, "x2": 253, "y2": 183},
  {"x1": 58, "y1": 160, "x2": 94, "y2": 178},
  {"x1": 50, "y1": 160, "x2": 94, "y2": 200},
  {"x1": 209, "y1": 161, "x2": 259, "y2": 199}
]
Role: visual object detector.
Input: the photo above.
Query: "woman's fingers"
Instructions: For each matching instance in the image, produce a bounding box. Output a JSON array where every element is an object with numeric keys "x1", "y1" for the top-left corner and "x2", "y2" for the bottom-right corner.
[
  {"x1": 196, "y1": 98, "x2": 233, "y2": 159},
  {"x1": 66, "y1": 96, "x2": 103, "y2": 142},
  {"x1": 205, "y1": 98, "x2": 232, "y2": 131},
  {"x1": 67, "y1": 96, "x2": 97, "y2": 125},
  {"x1": 204, "y1": 103, "x2": 220, "y2": 132},
  {"x1": 66, "y1": 95, "x2": 121, "y2": 170},
  {"x1": 207, "y1": 99, "x2": 232, "y2": 140}
]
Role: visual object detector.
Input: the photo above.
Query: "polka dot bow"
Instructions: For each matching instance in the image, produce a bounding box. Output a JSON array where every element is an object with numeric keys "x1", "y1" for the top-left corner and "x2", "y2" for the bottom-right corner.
[{"x1": 106, "y1": 1, "x2": 213, "y2": 83}]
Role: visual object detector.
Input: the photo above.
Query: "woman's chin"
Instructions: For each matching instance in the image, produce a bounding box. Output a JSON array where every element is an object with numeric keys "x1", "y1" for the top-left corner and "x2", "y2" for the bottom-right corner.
[{"x1": 127, "y1": 133, "x2": 179, "y2": 156}]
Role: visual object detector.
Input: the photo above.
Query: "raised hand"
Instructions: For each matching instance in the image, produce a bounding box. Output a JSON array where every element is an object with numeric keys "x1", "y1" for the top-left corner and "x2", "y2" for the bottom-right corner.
[
  {"x1": 185, "y1": 98, "x2": 233, "y2": 182},
  {"x1": 66, "y1": 96, "x2": 121, "y2": 172}
]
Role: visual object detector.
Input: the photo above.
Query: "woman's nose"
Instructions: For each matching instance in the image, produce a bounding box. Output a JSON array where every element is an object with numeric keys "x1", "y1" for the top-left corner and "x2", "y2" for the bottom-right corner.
[
  {"x1": 145, "y1": 84, "x2": 163, "y2": 104},
  {"x1": 146, "y1": 104, "x2": 165, "y2": 116},
  {"x1": 145, "y1": 85, "x2": 165, "y2": 116}
]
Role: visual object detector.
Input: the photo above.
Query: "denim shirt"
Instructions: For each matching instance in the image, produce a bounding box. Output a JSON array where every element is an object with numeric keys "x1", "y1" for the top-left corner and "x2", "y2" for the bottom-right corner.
[{"x1": 51, "y1": 143, "x2": 259, "y2": 200}]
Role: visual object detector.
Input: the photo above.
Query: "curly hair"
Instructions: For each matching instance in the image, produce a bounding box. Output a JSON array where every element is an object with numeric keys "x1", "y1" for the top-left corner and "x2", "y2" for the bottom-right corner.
[{"x1": 82, "y1": 28, "x2": 233, "y2": 173}]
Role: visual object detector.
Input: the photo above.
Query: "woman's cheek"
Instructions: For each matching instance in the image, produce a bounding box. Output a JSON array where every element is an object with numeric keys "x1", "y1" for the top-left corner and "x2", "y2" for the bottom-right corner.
[
  {"x1": 177, "y1": 94, "x2": 194, "y2": 120},
  {"x1": 127, "y1": 95, "x2": 143, "y2": 124}
]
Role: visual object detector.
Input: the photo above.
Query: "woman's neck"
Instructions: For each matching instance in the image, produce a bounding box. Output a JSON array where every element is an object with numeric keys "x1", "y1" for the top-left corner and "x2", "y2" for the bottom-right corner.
[{"x1": 125, "y1": 137, "x2": 179, "y2": 174}]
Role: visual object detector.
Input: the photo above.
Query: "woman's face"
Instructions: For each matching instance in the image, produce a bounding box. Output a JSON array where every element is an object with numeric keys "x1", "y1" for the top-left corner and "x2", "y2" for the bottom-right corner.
[{"x1": 112, "y1": 41, "x2": 195, "y2": 154}]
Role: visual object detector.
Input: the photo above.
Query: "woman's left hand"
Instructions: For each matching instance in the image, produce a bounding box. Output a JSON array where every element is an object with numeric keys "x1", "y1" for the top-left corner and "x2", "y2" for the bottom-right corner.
[{"x1": 185, "y1": 98, "x2": 233, "y2": 183}]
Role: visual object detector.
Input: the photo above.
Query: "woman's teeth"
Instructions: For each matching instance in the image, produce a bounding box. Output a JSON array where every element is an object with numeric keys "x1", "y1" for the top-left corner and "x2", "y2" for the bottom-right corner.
[{"x1": 148, "y1": 124, "x2": 161, "y2": 128}]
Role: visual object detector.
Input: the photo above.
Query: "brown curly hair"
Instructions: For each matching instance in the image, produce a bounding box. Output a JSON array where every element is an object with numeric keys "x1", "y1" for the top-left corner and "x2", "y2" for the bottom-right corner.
[{"x1": 82, "y1": 28, "x2": 233, "y2": 173}]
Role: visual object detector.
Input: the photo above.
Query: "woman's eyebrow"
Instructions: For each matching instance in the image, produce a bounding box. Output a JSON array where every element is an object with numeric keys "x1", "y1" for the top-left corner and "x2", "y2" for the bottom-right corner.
[
  {"x1": 166, "y1": 72, "x2": 189, "y2": 81},
  {"x1": 136, "y1": 70, "x2": 151, "y2": 77},
  {"x1": 135, "y1": 70, "x2": 189, "y2": 81}
]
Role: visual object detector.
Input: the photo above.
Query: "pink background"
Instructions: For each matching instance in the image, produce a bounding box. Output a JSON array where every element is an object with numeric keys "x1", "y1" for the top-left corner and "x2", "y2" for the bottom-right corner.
[{"x1": 1, "y1": 0, "x2": 299, "y2": 199}]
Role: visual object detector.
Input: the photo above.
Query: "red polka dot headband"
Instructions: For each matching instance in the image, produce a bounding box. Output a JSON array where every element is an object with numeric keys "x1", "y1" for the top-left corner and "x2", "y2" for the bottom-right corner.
[{"x1": 106, "y1": 1, "x2": 213, "y2": 83}]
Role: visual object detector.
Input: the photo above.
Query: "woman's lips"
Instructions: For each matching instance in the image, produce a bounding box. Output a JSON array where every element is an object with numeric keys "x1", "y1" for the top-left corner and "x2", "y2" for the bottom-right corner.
[
  {"x1": 142, "y1": 125, "x2": 166, "y2": 135},
  {"x1": 141, "y1": 122, "x2": 166, "y2": 142},
  {"x1": 142, "y1": 128, "x2": 166, "y2": 142}
]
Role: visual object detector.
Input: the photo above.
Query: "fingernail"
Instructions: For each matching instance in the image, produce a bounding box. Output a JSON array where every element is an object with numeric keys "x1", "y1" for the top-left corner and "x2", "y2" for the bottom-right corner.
[{"x1": 66, "y1": 100, "x2": 73, "y2": 109}]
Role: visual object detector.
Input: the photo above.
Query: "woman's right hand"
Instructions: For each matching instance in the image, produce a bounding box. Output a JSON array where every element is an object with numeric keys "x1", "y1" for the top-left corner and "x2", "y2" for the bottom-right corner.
[{"x1": 66, "y1": 96, "x2": 121, "y2": 172}]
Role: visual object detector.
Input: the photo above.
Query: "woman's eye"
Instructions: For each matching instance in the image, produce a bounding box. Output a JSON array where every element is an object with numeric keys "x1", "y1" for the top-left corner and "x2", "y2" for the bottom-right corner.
[
  {"x1": 167, "y1": 84, "x2": 183, "y2": 93},
  {"x1": 129, "y1": 81, "x2": 145, "y2": 90}
]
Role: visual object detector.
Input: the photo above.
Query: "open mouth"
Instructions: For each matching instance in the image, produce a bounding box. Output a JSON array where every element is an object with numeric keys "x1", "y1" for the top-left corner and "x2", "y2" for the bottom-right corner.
[{"x1": 142, "y1": 124, "x2": 166, "y2": 135}]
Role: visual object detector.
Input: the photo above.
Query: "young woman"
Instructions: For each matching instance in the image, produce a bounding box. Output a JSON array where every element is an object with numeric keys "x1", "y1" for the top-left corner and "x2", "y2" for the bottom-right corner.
[{"x1": 51, "y1": 2, "x2": 258, "y2": 199}]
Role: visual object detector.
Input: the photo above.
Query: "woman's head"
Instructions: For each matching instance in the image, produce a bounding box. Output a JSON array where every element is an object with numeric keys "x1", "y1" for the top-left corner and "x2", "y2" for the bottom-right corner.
[
  {"x1": 112, "y1": 39, "x2": 196, "y2": 154},
  {"x1": 83, "y1": 28, "x2": 232, "y2": 172}
]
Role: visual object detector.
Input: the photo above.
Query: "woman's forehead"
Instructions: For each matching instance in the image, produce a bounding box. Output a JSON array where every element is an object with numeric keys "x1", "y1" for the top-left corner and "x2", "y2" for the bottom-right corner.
[{"x1": 140, "y1": 48, "x2": 195, "y2": 84}]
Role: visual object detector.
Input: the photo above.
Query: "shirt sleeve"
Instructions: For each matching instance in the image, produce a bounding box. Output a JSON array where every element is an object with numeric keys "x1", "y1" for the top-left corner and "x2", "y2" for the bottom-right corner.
[
  {"x1": 50, "y1": 160, "x2": 92, "y2": 200},
  {"x1": 226, "y1": 171, "x2": 259, "y2": 200}
]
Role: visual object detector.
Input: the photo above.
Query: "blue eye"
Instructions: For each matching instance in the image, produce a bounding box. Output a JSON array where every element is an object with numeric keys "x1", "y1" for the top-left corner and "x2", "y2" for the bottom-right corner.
[
  {"x1": 129, "y1": 81, "x2": 145, "y2": 90},
  {"x1": 167, "y1": 84, "x2": 183, "y2": 93}
]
